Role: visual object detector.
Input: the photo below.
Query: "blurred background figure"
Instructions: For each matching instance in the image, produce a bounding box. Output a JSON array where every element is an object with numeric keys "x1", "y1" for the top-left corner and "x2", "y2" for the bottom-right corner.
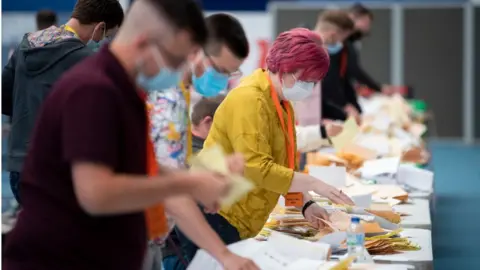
[
  {"x1": 345, "y1": 3, "x2": 395, "y2": 96},
  {"x1": 8, "y1": 10, "x2": 59, "y2": 58},
  {"x1": 314, "y1": 10, "x2": 362, "y2": 123},
  {"x1": 2, "y1": 0, "x2": 124, "y2": 208},
  {"x1": 36, "y1": 9, "x2": 58, "y2": 30}
]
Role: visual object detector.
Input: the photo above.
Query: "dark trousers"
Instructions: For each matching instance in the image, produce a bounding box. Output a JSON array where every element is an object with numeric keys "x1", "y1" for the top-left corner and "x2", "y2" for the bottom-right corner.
[
  {"x1": 9, "y1": 171, "x2": 21, "y2": 204},
  {"x1": 162, "y1": 255, "x2": 186, "y2": 270},
  {"x1": 176, "y1": 213, "x2": 241, "y2": 264}
]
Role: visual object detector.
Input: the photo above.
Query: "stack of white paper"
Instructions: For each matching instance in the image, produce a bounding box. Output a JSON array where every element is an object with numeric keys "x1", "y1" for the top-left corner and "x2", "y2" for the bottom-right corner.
[
  {"x1": 397, "y1": 164, "x2": 434, "y2": 192},
  {"x1": 359, "y1": 157, "x2": 401, "y2": 179}
]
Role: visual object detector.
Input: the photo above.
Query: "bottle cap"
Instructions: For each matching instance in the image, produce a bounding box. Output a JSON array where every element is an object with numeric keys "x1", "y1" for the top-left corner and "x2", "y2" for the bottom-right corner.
[{"x1": 351, "y1": 217, "x2": 360, "y2": 223}]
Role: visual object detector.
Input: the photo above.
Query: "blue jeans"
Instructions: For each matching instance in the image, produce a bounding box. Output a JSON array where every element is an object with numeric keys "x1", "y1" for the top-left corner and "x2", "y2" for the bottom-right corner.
[
  {"x1": 176, "y1": 213, "x2": 241, "y2": 264},
  {"x1": 9, "y1": 172, "x2": 21, "y2": 204},
  {"x1": 162, "y1": 255, "x2": 186, "y2": 270}
]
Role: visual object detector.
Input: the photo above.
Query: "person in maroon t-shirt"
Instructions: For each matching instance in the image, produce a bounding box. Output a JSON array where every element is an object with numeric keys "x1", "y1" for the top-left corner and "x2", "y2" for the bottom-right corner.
[{"x1": 3, "y1": 1, "x2": 258, "y2": 270}]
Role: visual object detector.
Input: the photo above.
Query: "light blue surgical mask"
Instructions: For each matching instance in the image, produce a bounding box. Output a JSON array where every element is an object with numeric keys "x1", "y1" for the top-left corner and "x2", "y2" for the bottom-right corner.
[
  {"x1": 87, "y1": 23, "x2": 106, "y2": 52},
  {"x1": 192, "y1": 67, "x2": 229, "y2": 97},
  {"x1": 327, "y1": 42, "x2": 344, "y2": 54},
  {"x1": 136, "y1": 48, "x2": 183, "y2": 91},
  {"x1": 87, "y1": 40, "x2": 101, "y2": 52},
  {"x1": 137, "y1": 69, "x2": 182, "y2": 92}
]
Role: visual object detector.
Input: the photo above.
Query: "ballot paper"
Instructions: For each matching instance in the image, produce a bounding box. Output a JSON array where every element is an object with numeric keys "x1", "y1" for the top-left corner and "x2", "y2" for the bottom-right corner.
[
  {"x1": 350, "y1": 193, "x2": 372, "y2": 208},
  {"x1": 392, "y1": 127, "x2": 418, "y2": 147},
  {"x1": 189, "y1": 144, "x2": 254, "y2": 207},
  {"x1": 409, "y1": 123, "x2": 427, "y2": 138},
  {"x1": 268, "y1": 231, "x2": 331, "y2": 261},
  {"x1": 370, "y1": 113, "x2": 392, "y2": 132},
  {"x1": 342, "y1": 143, "x2": 378, "y2": 160},
  {"x1": 286, "y1": 259, "x2": 330, "y2": 270},
  {"x1": 308, "y1": 165, "x2": 347, "y2": 188},
  {"x1": 189, "y1": 237, "x2": 330, "y2": 270},
  {"x1": 355, "y1": 135, "x2": 391, "y2": 156},
  {"x1": 331, "y1": 117, "x2": 360, "y2": 151},
  {"x1": 359, "y1": 157, "x2": 401, "y2": 178},
  {"x1": 397, "y1": 164, "x2": 434, "y2": 192}
]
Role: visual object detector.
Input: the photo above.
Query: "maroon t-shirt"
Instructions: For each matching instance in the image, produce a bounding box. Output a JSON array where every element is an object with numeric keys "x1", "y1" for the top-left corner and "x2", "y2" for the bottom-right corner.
[{"x1": 4, "y1": 46, "x2": 148, "y2": 270}]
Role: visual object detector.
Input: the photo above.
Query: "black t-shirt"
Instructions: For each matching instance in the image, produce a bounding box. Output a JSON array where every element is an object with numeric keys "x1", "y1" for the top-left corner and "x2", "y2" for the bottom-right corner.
[
  {"x1": 321, "y1": 48, "x2": 362, "y2": 121},
  {"x1": 4, "y1": 46, "x2": 148, "y2": 270}
]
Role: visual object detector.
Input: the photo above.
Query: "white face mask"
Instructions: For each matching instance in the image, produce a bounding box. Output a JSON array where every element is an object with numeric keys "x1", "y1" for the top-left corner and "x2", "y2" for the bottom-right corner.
[{"x1": 282, "y1": 75, "x2": 315, "y2": 101}]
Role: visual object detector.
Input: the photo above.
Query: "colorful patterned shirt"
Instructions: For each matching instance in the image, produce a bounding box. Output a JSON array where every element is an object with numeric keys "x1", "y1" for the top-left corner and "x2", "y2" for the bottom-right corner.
[{"x1": 148, "y1": 87, "x2": 189, "y2": 244}]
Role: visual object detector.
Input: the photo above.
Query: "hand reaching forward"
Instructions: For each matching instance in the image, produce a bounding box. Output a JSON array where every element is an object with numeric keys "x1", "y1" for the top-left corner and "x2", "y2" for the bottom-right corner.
[
  {"x1": 325, "y1": 122, "x2": 343, "y2": 137},
  {"x1": 219, "y1": 250, "x2": 260, "y2": 270},
  {"x1": 312, "y1": 181, "x2": 354, "y2": 206}
]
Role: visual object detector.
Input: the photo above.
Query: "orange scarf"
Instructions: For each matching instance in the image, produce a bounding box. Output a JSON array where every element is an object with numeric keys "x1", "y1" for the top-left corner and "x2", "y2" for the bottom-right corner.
[
  {"x1": 140, "y1": 91, "x2": 168, "y2": 240},
  {"x1": 265, "y1": 73, "x2": 302, "y2": 206}
]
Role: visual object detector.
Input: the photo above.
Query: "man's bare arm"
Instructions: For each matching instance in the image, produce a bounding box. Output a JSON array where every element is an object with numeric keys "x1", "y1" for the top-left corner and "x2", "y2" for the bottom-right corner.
[{"x1": 72, "y1": 162, "x2": 195, "y2": 215}]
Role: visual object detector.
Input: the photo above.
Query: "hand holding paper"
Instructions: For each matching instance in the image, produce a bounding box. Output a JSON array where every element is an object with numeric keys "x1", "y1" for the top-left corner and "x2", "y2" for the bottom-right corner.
[
  {"x1": 325, "y1": 121, "x2": 344, "y2": 137},
  {"x1": 189, "y1": 145, "x2": 254, "y2": 208}
]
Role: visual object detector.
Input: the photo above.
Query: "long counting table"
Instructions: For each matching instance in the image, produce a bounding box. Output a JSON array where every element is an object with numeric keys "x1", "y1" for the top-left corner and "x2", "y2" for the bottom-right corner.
[{"x1": 396, "y1": 199, "x2": 432, "y2": 230}]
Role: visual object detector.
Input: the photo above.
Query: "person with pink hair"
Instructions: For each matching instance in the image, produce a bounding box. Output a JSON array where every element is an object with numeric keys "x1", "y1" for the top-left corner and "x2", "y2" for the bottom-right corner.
[{"x1": 176, "y1": 28, "x2": 354, "y2": 265}]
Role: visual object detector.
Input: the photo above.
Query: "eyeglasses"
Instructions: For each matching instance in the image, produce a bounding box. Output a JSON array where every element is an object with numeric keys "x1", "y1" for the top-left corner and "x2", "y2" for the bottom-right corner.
[{"x1": 203, "y1": 54, "x2": 243, "y2": 79}]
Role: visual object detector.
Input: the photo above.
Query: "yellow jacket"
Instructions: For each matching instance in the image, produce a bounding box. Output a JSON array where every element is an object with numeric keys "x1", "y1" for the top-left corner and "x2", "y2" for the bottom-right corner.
[{"x1": 203, "y1": 69, "x2": 297, "y2": 239}]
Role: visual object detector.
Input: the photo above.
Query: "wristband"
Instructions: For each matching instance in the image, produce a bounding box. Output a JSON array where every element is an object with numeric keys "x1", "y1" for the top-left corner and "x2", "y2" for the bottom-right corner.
[
  {"x1": 302, "y1": 200, "x2": 316, "y2": 217},
  {"x1": 320, "y1": 125, "x2": 333, "y2": 145},
  {"x1": 320, "y1": 125, "x2": 328, "y2": 138}
]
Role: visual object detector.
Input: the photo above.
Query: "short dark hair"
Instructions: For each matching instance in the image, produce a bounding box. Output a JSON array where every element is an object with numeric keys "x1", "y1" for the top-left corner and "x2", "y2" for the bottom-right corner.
[
  {"x1": 144, "y1": 0, "x2": 208, "y2": 46},
  {"x1": 71, "y1": 0, "x2": 124, "y2": 30},
  {"x1": 191, "y1": 95, "x2": 226, "y2": 126},
  {"x1": 36, "y1": 10, "x2": 58, "y2": 30},
  {"x1": 318, "y1": 10, "x2": 355, "y2": 31},
  {"x1": 205, "y1": 13, "x2": 249, "y2": 59},
  {"x1": 350, "y1": 3, "x2": 374, "y2": 20}
]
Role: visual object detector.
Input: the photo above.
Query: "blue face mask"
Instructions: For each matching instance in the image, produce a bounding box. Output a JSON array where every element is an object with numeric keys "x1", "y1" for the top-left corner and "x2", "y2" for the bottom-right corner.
[
  {"x1": 87, "y1": 40, "x2": 101, "y2": 52},
  {"x1": 327, "y1": 42, "x2": 344, "y2": 54},
  {"x1": 137, "y1": 68, "x2": 182, "y2": 92},
  {"x1": 192, "y1": 67, "x2": 229, "y2": 97},
  {"x1": 136, "y1": 46, "x2": 183, "y2": 91}
]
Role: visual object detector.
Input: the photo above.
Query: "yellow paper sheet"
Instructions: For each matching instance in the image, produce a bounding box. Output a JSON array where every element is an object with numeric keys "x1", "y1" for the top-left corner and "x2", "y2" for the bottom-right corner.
[
  {"x1": 331, "y1": 117, "x2": 360, "y2": 152},
  {"x1": 189, "y1": 144, "x2": 254, "y2": 208}
]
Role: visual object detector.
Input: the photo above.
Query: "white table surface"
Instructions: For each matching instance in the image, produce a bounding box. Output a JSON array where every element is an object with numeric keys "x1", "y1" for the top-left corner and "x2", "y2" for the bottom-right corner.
[
  {"x1": 189, "y1": 229, "x2": 432, "y2": 270},
  {"x1": 395, "y1": 199, "x2": 432, "y2": 230},
  {"x1": 408, "y1": 190, "x2": 433, "y2": 200},
  {"x1": 373, "y1": 229, "x2": 433, "y2": 270}
]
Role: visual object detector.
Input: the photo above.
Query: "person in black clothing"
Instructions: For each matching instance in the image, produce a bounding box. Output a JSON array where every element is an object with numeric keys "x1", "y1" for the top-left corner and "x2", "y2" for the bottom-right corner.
[
  {"x1": 2, "y1": 0, "x2": 124, "y2": 205},
  {"x1": 346, "y1": 3, "x2": 395, "y2": 95},
  {"x1": 314, "y1": 10, "x2": 361, "y2": 123}
]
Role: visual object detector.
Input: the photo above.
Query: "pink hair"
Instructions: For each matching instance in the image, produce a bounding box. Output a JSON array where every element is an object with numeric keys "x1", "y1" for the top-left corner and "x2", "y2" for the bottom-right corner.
[{"x1": 266, "y1": 28, "x2": 329, "y2": 82}]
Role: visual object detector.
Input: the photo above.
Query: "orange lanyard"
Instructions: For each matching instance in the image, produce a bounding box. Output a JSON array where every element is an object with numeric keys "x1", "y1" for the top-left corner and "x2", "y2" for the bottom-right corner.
[
  {"x1": 140, "y1": 91, "x2": 168, "y2": 240},
  {"x1": 266, "y1": 74, "x2": 295, "y2": 170}
]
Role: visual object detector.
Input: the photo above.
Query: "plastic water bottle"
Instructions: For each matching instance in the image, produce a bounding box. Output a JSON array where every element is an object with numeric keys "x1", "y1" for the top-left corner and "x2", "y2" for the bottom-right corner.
[{"x1": 346, "y1": 217, "x2": 365, "y2": 261}]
